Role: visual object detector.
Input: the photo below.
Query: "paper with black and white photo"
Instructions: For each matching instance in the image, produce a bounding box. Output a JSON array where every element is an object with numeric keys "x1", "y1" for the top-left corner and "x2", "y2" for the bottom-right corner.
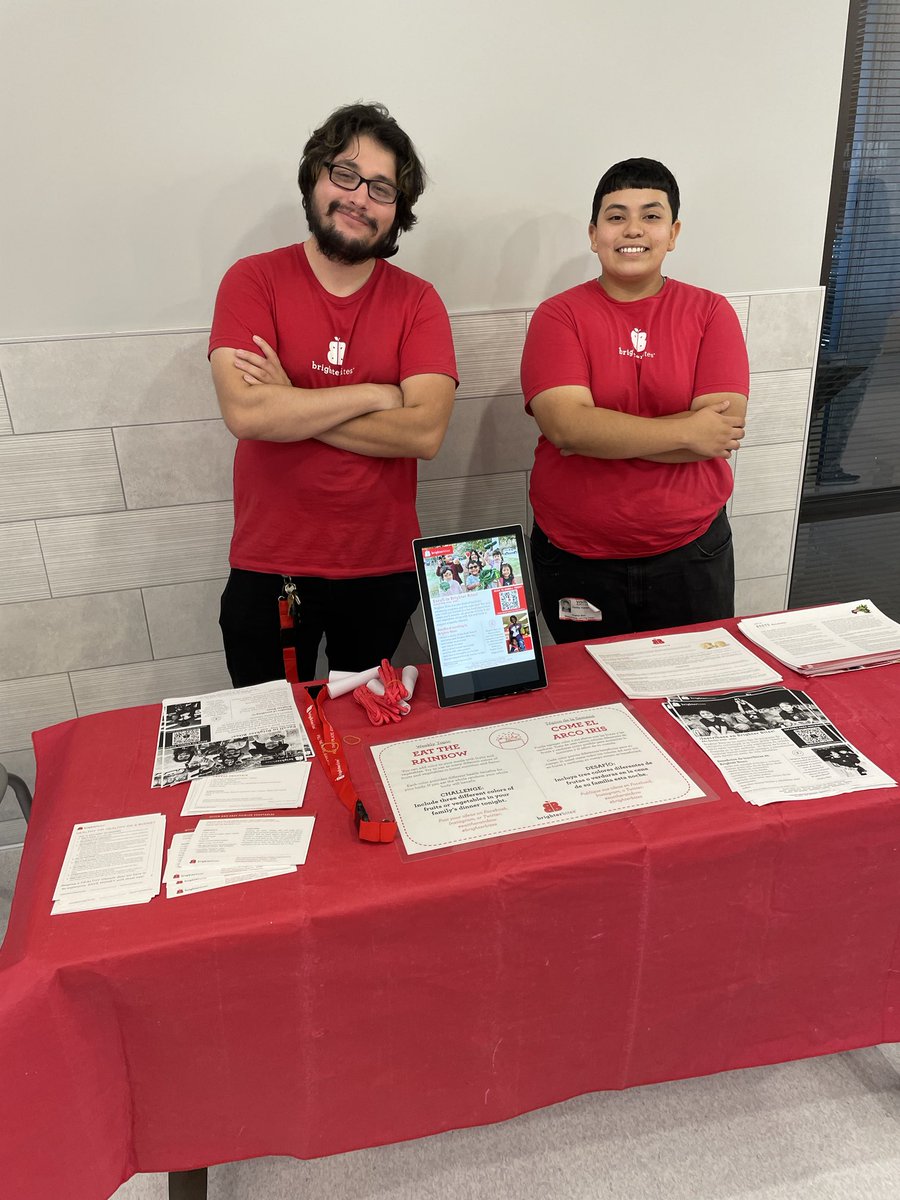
[
  {"x1": 153, "y1": 679, "x2": 313, "y2": 788},
  {"x1": 665, "y1": 686, "x2": 895, "y2": 805}
]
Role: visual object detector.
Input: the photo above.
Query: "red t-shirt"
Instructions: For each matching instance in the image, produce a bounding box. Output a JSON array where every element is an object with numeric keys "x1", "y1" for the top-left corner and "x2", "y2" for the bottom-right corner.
[
  {"x1": 521, "y1": 278, "x2": 749, "y2": 558},
  {"x1": 209, "y1": 244, "x2": 458, "y2": 577}
]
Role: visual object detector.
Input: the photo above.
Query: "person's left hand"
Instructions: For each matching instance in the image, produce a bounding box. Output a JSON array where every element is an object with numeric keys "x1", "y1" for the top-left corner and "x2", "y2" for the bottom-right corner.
[{"x1": 234, "y1": 336, "x2": 291, "y2": 386}]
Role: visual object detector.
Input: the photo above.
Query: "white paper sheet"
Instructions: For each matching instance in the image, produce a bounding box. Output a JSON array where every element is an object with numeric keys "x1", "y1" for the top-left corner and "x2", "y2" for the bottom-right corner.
[
  {"x1": 738, "y1": 600, "x2": 900, "y2": 674},
  {"x1": 163, "y1": 833, "x2": 295, "y2": 896},
  {"x1": 180, "y1": 816, "x2": 315, "y2": 866},
  {"x1": 52, "y1": 812, "x2": 165, "y2": 914},
  {"x1": 586, "y1": 627, "x2": 781, "y2": 697},
  {"x1": 181, "y1": 762, "x2": 309, "y2": 815}
]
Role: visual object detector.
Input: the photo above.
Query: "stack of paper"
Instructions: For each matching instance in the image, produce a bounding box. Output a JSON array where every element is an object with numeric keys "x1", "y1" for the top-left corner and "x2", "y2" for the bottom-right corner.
[
  {"x1": 180, "y1": 761, "x2": 310, "y2": 817},
  {"x1": 664, "y1": 686, "x2": 896, "y2": 806},
  {"x1": 586, "y1": 627, "x2": 781, "y2": 698},
  {"x1": 164, "y1": 816, "x2": 315, "y2": 898},
  {"x1": 153, "y1": 678, "x2": 314, "y2": 788},
  {"x1": 738, "y1": 600, "x2": 900, "y2": 676},
  {"x1": 52, "y1": 813, "x2": 165, "y2": 915}
]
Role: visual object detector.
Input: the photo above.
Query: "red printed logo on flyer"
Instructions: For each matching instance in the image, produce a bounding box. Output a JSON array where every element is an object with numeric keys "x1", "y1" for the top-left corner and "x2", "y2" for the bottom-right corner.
[
  {"x1": 542, "y1": 801, "x2": 563, "y2": 813},
  {"x1": 489, "y1": 728, "x2": 528, "y2": 750}
]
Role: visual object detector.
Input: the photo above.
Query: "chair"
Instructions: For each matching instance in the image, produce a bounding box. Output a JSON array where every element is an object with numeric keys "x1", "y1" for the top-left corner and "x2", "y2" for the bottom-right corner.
[{"x1": 0, "y1": 764, "x2": 32, "y2": 823}]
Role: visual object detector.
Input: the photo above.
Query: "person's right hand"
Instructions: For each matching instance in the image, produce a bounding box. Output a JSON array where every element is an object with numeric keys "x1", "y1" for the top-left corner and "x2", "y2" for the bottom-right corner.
[{"x1": 684, "y1": 400, "x2": 745, "y2": 458}]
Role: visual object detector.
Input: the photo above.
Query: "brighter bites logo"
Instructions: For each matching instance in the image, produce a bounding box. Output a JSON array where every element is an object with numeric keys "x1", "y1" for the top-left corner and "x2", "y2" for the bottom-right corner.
[
  {"x1": 618, "y1": 327, "x2": 655, "y2": 360},
  {"x1": 312, "y1": 335, "x2": 354, "y2": 378},
  {"x1": 327, "y1": 336, "x2": 346, "y2": 366}
]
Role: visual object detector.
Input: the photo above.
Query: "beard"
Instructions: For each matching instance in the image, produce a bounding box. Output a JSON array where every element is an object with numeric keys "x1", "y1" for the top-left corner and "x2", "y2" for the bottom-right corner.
[{"x1": 307, "y1": 199, "x2": 396, "y2": 264}]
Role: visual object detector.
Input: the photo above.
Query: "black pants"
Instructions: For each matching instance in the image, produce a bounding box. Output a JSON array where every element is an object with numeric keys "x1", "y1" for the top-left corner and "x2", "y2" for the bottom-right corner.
[
  {"x1": 219, "y1": 568, "x2": 421, "y2": 687},
  {"x1": 531, "y1": 509, "x2": 735, "y2": 645}
]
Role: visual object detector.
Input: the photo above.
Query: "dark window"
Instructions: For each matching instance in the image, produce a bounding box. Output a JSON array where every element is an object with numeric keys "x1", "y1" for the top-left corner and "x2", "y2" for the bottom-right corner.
[{"x1": 791, "y1": 0, "x2": 900, "y2": 616}]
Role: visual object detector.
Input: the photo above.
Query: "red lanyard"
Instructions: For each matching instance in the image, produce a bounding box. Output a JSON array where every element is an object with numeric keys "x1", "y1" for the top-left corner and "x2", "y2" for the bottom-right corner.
[
  {"x1": 301, "y1": 686, "x2": 397, "y2": 844},
  {"x1": 278, "y1": 580, "x2": 300, "y2": 684}
]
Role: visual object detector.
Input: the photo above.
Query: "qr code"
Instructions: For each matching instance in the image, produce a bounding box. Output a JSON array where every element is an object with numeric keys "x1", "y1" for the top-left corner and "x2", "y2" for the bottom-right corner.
[{"x1": 498, "y1": 588, "x2": 520, "y2": 612}]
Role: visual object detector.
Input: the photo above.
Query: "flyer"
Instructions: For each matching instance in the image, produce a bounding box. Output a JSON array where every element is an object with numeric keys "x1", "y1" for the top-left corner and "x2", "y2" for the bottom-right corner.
[
  {"x1": 664, "y1": 685, "x2": 896, "y2": 804},
  {"x1": 372, "y1": 704, "x2": 705, "y2": 855},
  {"x1": 152, "y1": 679, "x2": 314, "y2": 788},
  {"x1": 585, "y1": 627, "x2": 781, "y2": 698}
]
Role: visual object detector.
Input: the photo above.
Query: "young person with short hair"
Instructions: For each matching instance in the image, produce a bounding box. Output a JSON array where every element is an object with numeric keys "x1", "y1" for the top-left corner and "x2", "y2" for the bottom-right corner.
[{"x1": 521, "y1": 157, "x2": 749, "y2": 642}]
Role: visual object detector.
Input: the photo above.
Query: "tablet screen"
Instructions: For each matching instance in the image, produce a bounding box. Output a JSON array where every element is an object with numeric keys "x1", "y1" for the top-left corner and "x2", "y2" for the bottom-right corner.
[{"x1": 412, "y1": 524, "x2": 548, "y2": 707}]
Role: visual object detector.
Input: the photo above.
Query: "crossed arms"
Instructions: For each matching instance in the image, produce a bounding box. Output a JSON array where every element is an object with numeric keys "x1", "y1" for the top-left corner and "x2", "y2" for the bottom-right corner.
[
  {"x1": 529, "y1": 386, "x2": 747, "y2": 463},
  {"x1": 210, "y1": 337, "x2": 455, "y2": 460}
]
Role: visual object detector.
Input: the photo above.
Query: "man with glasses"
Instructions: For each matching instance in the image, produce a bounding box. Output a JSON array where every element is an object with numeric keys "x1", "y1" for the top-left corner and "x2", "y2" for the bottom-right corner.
[{"x1": 209, "y1": 102, "x2": 457, "y2": 686}]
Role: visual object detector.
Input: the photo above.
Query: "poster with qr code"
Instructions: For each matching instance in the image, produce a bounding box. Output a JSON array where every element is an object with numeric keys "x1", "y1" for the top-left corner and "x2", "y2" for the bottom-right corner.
[{"x1": 418, "y1": 535, "x2": 535, "y2": 673}]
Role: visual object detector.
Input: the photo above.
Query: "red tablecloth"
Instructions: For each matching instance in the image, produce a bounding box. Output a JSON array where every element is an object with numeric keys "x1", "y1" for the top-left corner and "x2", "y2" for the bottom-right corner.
[{"x1": 4, "y1": 632, "x2": 900, "y2": 1200}]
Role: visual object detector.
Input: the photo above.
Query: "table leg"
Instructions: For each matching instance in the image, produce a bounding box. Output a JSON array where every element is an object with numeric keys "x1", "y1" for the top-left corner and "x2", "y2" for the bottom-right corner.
[{"x1": 168, "y1": 1168, "x2": 207, "y2": 1199}]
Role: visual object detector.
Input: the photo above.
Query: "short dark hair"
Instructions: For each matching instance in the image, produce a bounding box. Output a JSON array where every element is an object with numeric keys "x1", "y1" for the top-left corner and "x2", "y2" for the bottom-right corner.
[
  {"x1": 590, "y1": 157, "x2": 680, "y2": 224},
  {"x1": 297, "y1": 102, "x2": 426, "y2": 258}
]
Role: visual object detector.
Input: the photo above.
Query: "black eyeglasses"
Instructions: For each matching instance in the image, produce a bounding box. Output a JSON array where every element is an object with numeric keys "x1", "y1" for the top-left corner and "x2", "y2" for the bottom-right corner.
[{"x1": 324, "y1": 162, "x2": 400, "y2": 205}]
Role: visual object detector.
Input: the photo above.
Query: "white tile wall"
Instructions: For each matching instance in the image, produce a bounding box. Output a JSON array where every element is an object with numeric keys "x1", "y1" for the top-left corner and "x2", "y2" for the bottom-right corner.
[
  {"x1": 0, "y1": 370, "x2": 12, "y2": 437},
  {"x1": 0, "y1": 524, "x2": 50, "y2": 603},
  {"x1": 0, "y1": 676, "x2": 76, "y2": 753},
  {"x1": 731, "y1": 510, "x2": 796, "y2": 581},
  {"x1": 731, "y1": 443, "x2": 807, "y2": 516},
  {"x1": 746, "y1": 289, "x2": 822, "y2": 372},
  {"x1": 141, "y1": 578, "x2": 230, "y2": 660},
  {"x1": 451, "y1": 312, "x2": 527, "y2": 401},
  {"x1": 744, "y1": 370, "x2": 813, "y2": 448},
  {"x1": 70, "y1": 653, "x2": 231, "y2": 717},
  {"x1": 417, "y1": 472, "x2": 529, "y2": 536},
  {"x1": 114, "y1": 420, "x2": 235, "y2": 508},
  {"x1": 735, "y1": 575, "x2": 790, "y2": 618},
  {"x1": 38, "y1": 503, "x2": 232, "y2": 595},
  {"x1": 0, "y1": 591, "x2": 151, "y2": 681},
  {"x1": 0, "y1": 430, "x2": 124, "y2": 520},
  {"x1": 0, "y1": 289, "x2": 823, "y2": 838},
  {"x1": 0, "y1": 332, "x2": 218, "y2": 433}
]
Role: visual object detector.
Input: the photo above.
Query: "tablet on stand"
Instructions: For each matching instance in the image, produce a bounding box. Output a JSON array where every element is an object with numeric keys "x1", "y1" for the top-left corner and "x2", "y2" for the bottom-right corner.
[{"x1": 412, "y1": 524, "x2": 548, "y2": 708}]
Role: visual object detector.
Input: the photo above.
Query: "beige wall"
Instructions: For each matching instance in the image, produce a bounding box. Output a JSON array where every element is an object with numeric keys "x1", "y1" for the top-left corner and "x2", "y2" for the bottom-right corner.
[{"x1": 0, "y1": 1, "x2": 848, "y2": 337}]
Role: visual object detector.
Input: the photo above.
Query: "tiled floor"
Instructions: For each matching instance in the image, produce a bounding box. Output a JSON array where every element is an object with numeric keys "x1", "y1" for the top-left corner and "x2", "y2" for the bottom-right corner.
[{"x1": 90, "y1": 1045, "x2": 900, "y2": 1200}]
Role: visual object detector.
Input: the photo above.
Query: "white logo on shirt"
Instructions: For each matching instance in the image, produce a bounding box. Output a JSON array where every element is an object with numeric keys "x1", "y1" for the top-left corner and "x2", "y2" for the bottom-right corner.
[
  {"x1": 327, "y1": 336, "x2": 347, "y2": 366},
  {"x1": 618, "y1": 326, "x2": 655, "y2": 360}
]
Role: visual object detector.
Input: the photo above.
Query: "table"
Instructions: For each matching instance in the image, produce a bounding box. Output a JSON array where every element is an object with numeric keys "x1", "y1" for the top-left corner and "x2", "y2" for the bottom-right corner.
[{"x1": 4, "y1": 630, "x2": 900, "y2": 1200}]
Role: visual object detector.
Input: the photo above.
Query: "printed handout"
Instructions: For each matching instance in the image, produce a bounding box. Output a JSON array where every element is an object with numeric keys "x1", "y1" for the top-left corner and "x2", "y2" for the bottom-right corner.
[
  {"x1": 738, "y1": 599, "x2": 900, "y2": 676},
  {"x1": 586, "y1": 627, "x2": 781, "y2": 698},
  {"x1": 163, "y1": 831, "x2": 297, "y2": 898},
  {"x1": 665, "y1": 685, "x2": 895, "y2": 805},
  {"x1": 153, "y1": 679, "x2": 313, "y2": 788},
  {"x1": 180, "y1": 762, "x2": 310, "y2": 816},
  {"x1": 52, "y1": 813, "x2": 166, "y2": 914},
  {"x1": 179, "y1": 816, "x2": 315, "y2": 867}
]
